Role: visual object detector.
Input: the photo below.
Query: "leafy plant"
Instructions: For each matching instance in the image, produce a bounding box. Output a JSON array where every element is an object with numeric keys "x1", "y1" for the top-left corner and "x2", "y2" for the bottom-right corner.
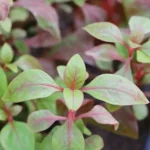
[
  {"x1": 0, "y1": 0, "x2": 150, "y2": 150},
  {"x1": 0, "y1": 54, "x2": 148, "y2": 150}
]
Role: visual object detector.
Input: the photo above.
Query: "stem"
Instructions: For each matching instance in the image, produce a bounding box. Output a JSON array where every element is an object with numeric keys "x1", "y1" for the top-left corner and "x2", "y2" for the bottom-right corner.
[
  {"x1": 3, "y1": 106, "x2": 13, "y2": 123},
  {"x1": 67, "y1": 110, "x2": 75, "y2": 150}
]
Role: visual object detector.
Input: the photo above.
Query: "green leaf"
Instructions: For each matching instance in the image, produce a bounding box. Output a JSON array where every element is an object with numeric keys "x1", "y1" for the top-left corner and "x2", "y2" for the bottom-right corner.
[
  {"x1": 82, "y1": 74, "x2": 149, "y2": 105},
  {"x1": 85, "y1": 135, "x2": 104, "y2": 150},
  {"x1": 0, "y1": 109, "x2": 7, "y2": 121},
  {"x1": 0, "y1": 67, "x2": 7, "y2": 98},
  {"x1": 129, "y1": 16, "x2": 150, "y2": 34},
  {"x1": 133, "y1": 104, "x2": 148, "y2": 121},
  {"x1": 64, "y1": 54, "x2": 86, "y2": 89},
  {"x1": 52, "y1": 122, "x2": 85, "y2": 150},
  {"x1": 63, "y1": 88, "x2": 84, "y2": 111},
  {"x1": 2, "y1": 69, "x2": 61, "y2": 102},
  {"x1": 14, "y1": 40, "x2": 29, "y2": 54},
  {"x1": 41, "y1": 126, "x2": 59, "y2": 150},
  {"x1": 0, "y1": 121, "x2": 35, "y2": 150},
  {"x1": 73, "y1": 0, "x2": 85, "y2": 6},
  {"x1": 84, "y1": 22, "x2": 123, "y2": 43},
  {"x1": 28, "y1": 110, "x2": 66, "y2": 132},
  {"x1": 0, "y1": 18, "x2": 12, "y2": 34},
  {"x1": 0, "y1": 43, "x2": 14, "y2": 64},
  {"x1": 136, "y1": 50, "x2": 150, "y2": 63},
  {"x1": 15, "y1": 55, "x2": 42, "y2": 71},
  {"x1": 36, "y1": 92, "x2": 63, "y2": 115},
  {"x1": 75, "y1": 119, "x2": 91, "y2": 136}
]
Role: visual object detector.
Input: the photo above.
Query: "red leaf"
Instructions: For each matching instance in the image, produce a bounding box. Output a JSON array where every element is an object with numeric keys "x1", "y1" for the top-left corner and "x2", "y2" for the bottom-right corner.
[
  {"x1": 25, "y1": 31, "x2": 60, "y2": 48},
  {"x1": 0, "y1": 0, "x2": 9, "y2": 21},
  {"x1": 15, "y1": 0, "x2": 60, "y2": 38},
  {"x1": 77, "y1": 105, "x2": 119, "y2": 130},
  {"x1": 75, "y1": 4, "x2": 106, "y2": 28},
  {"x1": 51, "y1": 29, "x2": 94, "y2": 65}
]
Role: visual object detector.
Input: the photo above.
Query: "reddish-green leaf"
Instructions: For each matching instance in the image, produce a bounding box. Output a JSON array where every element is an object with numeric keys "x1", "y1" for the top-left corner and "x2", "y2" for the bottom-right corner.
[
  {"x1": 77, "y1": 105, "x2": 119, "y2": 130},
  {"x1": 63, "y1": 88, "x2": 84, "y2": 111},
  {"x1": 28, "y1": 110, "x2": 66, "y2": 132},
  {"x1": 2, "y1": 69, "x2": 61, "y2": 102},
  {"x1": 82, "y1": 74, "x2": 149, "y2": 105},
  {"x1": 84, "y1": 22, "x2": 123, "y2": 43},
  {"x1": 52, "y1": 121, "x2": 85, "y2": 150},
  {"x1": 64, "y1": 54, "x2": 86, "y2": 89}
]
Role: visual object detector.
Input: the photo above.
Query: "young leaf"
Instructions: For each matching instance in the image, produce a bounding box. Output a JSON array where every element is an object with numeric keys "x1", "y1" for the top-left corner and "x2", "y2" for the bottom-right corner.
[
  {"x1": 2, "y1": 69, "x2": 61, "y2": 102},
  {"x1": 0, "y1": 67, "x2": 7, "y2": 98},
  {"x1": 133, "y1": 104, "x2": 148, "y2": 121},
  {"x1": 52, "y1": 121, "x2": 85, "y2": 150},
  {"x1": 0, "y1": 43, "x2": 14, "y2": 64},
  {"x1": 129, "y1": 16, "x2": 150, "y2": 34},
  {"x1": 64, "y1": 54, "x2": 86, "y2": 89},
  {"x1": 77, "y1": 105, "x2": 119, "y2": 130},
  {"x1": 15, "y1": 54, "x2": 42, "y2": 71},
  {"x1": 63, "y1": 88, "x2": 84, "y2": 111},
  {"x1": 84, "y1": 22, "x2": 123, "y2": 43},
  {"x1": 85, "y1": 135, "x2": 104, "y2": 150},
  {"x1": 73, "y1": 0, "x2": 85, "y2": 6},
  {"x1": 82, "y1": 74, "x2": 149, "y2": 105},
  {"x1": 0, "y1": 121, "x2": 35, "y2": 150},
  {"x1": 28, "y1": 110, "x2": 66, "y2": 132}
]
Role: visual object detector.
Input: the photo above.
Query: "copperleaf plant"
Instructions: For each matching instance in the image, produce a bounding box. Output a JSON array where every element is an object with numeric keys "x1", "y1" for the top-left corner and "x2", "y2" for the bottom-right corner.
[{"x1": 1, "y1": 54, "x2": 149, "y2": 150}]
